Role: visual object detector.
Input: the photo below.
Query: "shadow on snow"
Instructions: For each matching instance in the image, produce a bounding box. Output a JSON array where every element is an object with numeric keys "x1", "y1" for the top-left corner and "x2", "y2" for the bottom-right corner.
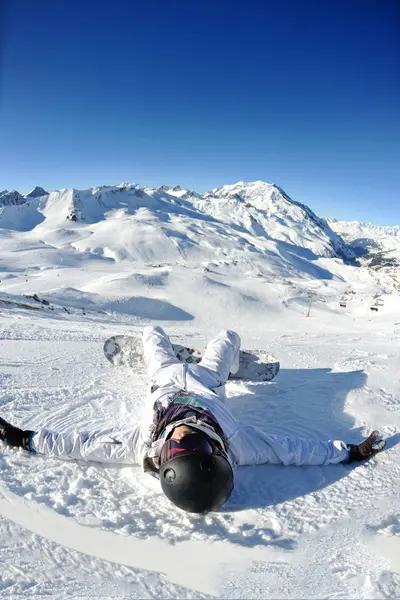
[{"x1": 223, "y1": 367, "x2": 399, "y2": 512}]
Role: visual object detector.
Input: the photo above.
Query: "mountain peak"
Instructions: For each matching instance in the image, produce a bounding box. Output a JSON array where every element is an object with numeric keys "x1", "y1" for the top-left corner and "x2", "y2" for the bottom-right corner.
[
  {"x1": 199, "y1": 180, "x2": 355, "y2": 261},
  {"x1": 157, "y1": 184, "x2": 184, "y2": 193},
  {"x1": 207, "y1": 180, "x2": 276, "y2": 196},
  {"x1": 157, "y1": 184, "x2": 201, "y2": 200},
  {"x1": 24, "y1": 186, "x2": 49, "y2": 198},
  {"x1": 0, "y1": 189, "x2": 26, "y2": 206}
]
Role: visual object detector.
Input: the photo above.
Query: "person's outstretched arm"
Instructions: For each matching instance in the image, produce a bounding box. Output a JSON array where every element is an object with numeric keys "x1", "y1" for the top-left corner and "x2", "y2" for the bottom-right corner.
[
  {"x1": 231, "y1": 423, "x2": 386, "y2": 467},
  {"x1": 0, "y1": 417, "x2": 144, "y2": 465}
]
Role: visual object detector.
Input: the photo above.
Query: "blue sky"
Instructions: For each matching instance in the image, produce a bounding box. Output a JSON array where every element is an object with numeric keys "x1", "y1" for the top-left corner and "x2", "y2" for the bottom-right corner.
[{"x1": 1, "y1": 0, "x2": 399, "y2": 224}]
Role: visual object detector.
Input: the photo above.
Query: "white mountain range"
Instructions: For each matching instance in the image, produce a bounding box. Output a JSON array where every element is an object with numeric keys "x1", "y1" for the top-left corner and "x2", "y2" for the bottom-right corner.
[
  {"x1": 0, "y1": 180, "x2": 398, "y2": 317},
  {"x1": 0, "y1": 180, "x2": 354, "y2": 264}
]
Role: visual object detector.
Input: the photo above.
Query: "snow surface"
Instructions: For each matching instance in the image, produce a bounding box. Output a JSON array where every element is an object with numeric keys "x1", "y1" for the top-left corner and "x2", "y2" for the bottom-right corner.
[{"x1": 0, "y1": 181, "x2": 399, "y2": 599}]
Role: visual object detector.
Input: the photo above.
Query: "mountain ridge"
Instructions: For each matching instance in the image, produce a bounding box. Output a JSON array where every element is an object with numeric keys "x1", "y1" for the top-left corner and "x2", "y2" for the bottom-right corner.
[
  {"x1": 0, "y1": 180, "x2": 355, "y2": 268},
  {"x1": 0, "y1": 179, "x2": 398, "y2": 327}
]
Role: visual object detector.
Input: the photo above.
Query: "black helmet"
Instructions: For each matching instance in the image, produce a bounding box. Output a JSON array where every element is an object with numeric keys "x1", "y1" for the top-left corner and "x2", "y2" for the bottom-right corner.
[{"x1": 159, "y1": 433, "x2": 233, "y2": 513}]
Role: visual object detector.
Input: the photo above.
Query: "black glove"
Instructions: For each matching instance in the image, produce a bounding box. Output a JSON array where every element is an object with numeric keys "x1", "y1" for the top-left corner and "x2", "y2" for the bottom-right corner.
[
  {"x1": 347, "y1": 430, "x2": 386, "y2": 462},
  {"x1": 0, "y1": 417, "x2": 33, "y2": 451}
]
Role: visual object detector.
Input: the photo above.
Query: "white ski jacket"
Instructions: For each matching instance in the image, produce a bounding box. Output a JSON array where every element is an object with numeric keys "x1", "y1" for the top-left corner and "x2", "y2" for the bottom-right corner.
[{"x1": 31, "y1": 326, "x2": 349, "y2": 470}]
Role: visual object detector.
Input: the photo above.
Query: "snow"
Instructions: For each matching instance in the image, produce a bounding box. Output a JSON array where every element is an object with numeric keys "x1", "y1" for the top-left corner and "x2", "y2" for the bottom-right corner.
[{"x1": 0, "y1": 180, "x2": 399, "y2": 598}]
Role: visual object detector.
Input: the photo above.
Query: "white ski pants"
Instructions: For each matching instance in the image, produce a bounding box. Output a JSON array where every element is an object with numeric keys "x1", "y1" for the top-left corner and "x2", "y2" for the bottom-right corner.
[{"x1": 143, "y1": 326, "x2": 240, "y2": 401}]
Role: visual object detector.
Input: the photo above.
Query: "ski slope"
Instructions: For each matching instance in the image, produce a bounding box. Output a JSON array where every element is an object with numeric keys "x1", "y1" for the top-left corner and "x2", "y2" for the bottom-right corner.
[{"x1": 0, "y1": 181, "x2": 399, "y2": 599}]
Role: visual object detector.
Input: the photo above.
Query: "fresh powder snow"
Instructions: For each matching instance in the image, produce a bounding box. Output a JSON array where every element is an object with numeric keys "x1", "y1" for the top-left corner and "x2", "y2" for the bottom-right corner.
[{"x1": 0, "y1": 181, "x2": 398, "y2": 599}]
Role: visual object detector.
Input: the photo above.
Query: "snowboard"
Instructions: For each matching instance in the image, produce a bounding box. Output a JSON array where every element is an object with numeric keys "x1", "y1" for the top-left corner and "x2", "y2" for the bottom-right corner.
[{"x1": 103, "y1": 335, "x2": 280, "y2": 382}]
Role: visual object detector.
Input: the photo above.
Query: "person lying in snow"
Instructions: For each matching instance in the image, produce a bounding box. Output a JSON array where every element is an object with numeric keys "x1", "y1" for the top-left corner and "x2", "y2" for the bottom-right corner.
[{"x1": 0, "y1": 326, "x2": 386, "y2": 513}]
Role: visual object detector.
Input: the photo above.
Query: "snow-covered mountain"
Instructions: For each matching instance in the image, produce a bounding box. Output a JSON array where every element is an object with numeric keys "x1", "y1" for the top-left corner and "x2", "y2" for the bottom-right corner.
[
  {"x1": 1, "y1": 178, "x2": 397, "y2": 328},
  {"x1": 0, "y1": 189, "x2": 26, "y2": 206},
  {"x1": 329, "y1": 218, "x2": 400, "y2": 289},
  {"x1": 198, "y1": 181, "x2": 354, "y2": 260},
  {"x1": 2, "y1": 179, "x2": 398, "y2": 320},
  {"x1": 24, "y1": 185, "x2": 49, "y2": 198}
]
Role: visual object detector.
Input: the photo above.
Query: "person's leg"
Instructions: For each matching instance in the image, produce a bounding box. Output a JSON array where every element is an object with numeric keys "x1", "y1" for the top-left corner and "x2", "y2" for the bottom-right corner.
[
  {"x1": 142, "y1": 326, "x2": 180, "y2": 380},
  {"x1": 195, "y1": 329, "x2": 240, "y2": 387}
]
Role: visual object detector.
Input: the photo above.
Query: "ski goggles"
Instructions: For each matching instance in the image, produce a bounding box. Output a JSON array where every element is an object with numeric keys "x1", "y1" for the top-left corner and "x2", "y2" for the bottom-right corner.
[{"x1": 160, "y1": 433, "x2": 216, "y2": 466}]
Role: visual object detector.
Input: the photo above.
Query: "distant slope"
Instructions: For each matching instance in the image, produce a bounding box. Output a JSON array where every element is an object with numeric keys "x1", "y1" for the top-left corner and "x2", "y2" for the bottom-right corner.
[{"x1": 329, "y1": 218, "x2": 400, "y2": 289}]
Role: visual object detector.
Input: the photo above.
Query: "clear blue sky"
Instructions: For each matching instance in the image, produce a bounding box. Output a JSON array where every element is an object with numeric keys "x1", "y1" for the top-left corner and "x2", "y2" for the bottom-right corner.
[{"x1": 1, "y1": 0, "x2": 399, "y2": 224}]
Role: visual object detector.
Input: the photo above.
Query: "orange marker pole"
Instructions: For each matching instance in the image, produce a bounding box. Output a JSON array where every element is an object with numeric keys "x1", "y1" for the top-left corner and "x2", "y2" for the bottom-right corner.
[{"x1": 306, "y1": 294, "x2": 313, "y2": 318}]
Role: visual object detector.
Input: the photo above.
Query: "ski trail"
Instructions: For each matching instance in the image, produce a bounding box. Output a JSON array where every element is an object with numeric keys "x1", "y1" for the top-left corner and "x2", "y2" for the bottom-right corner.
[{"x1": 0, "y1": 487, "x2": 288, "y2": 595}]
